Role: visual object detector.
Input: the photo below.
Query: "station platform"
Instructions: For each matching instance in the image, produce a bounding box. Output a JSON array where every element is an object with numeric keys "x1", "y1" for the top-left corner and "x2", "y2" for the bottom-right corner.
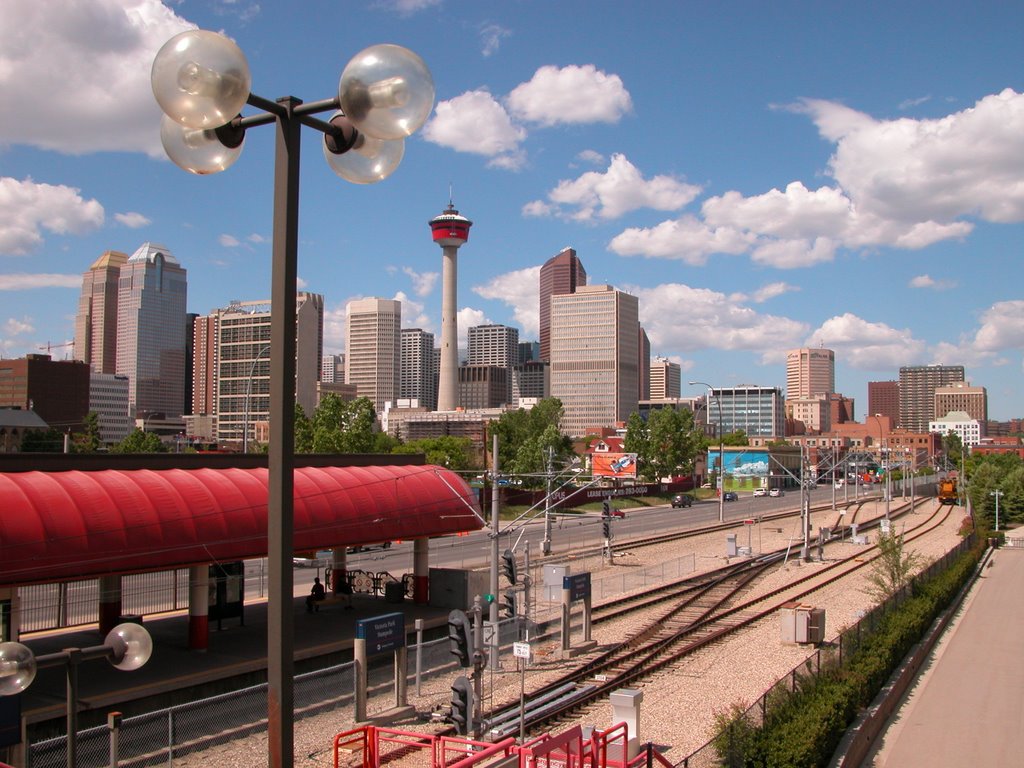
[{"x1": 18, "y1": 589, "x2": 452, "y2": 729}]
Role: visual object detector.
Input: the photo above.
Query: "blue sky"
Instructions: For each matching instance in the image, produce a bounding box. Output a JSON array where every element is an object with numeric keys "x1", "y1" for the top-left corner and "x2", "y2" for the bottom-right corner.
[{"x1": 1, "y1": 0, "x2": 1022, "y2": 419}]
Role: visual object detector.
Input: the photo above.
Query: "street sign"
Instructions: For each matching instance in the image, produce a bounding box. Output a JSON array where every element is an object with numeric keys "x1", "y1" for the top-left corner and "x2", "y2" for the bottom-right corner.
[
  {"x1": 483, "y1": 620, "x2": 499, "y2": 649},
  {"x1": 743, "y1": 519, "x2": 755, "y2": 525},
  {"x1": 513, "y1": 641, "x2": 531, "y2": 659}
]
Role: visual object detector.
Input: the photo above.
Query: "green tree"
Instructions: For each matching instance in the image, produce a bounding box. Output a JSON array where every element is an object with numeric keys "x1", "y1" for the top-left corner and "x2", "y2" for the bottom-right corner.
[
  {"x1": 489, "y1": 398, "x2": 574, "y2": 485},
  {"x1": 294, "y1": 402, "x2": 314, "y2": 453},
  {"x1": 721, "y1": 430, "x2": 749, "y2": 446},
  {"x1": 71, "y1": 412, "x2": 103, "y2": 453},
  {"x1": 111, "y1": 428, "x2": 167, "y2": 453},
  {"x1": 20, "y1": 428, "x2": 66, "y2": 452},
  {"x1": 942, "y1": 430, "x2": 964, "y2": 471},
  {"x1": 336, "y1": 397, "x2": 379, "y2": 453},
  {"x1": 864, "y1": 529, "x2": 925, "y2": 603},
  {"x1": 624, "y1": 408, "x2": 703, "y2": 482},
  {"x1": 392, "y1": 436, "x2": 474, "y2": 469}
]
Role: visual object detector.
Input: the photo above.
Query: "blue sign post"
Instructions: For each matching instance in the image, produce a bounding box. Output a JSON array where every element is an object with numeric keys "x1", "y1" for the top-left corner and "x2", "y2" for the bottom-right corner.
[
  {"x1": 356, "y1": 612, "x2": 405, "y2": 656},
  {"x1": 353, "y1": 612, "x2": 412, "y2": 723}
]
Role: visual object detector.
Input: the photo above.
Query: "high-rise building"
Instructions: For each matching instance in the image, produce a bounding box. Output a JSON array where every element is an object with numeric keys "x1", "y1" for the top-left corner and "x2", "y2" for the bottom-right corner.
[
  {"x1": 518, "y1": 341, "x2": 540, "y2": 364},
  {"x1": 400, "y1": 328, "x2": 437, "y2": 410},
  {"x1": 786, "y1": 347, "x2": 835, "y2": 399},
  {"x1": 0, "y1": 354, "x2": 91, "y2": 432},
  {"x1": 539, "y1": 247, "x2": 586, "y2": 362},
  {"x1": 321, "y1": 354, "x2": 344, "y2": 384},
  {"x1": 116, "y1": 243, "x2": 188, "y2": 419},
  {"x1": 550, "y1": 284, "x2": 638, "y2": 437},
  {"x1": 346, "y1": 297, "x2": 401, "y2": 414},
  {"x1": 649, "y1": 356, "x2": 681, "y2": 399},
  {"x1": 468, "y1": 324, "x2": 518, "y2": 405},
  {"x1": 934, "y1": 381, "x2": 987, "y2": 426},
  {"x1": 89, "y1": 372, "x2": 131, "y2": 444},
  {"x1": 191, "y1": 294, "x2": 323, "y2": 444},
  {"x1": 899, "y1": 364, "x2": 965, "y2": 432},
  {"x1": 867, "y1": 380, "x2": 900, "y2": 424},
  {"x1": 429, "y1": 202, "x2": 472, "y2": 412},
  {"x1": 512, "y1": 361, "x2": 548, "y2": 404},
  {"x1": 638, "y1": 327, "x2": 651, "y2": 401},
  {"x1": 713, "y1": 386, "x2": 785, "y2": 438},
  {"x1": 74, "y1": 250, "x2": 129, "y2": 373},
  {"x1": 458, "y1": 365, "x2": 508, "y2": 409}
]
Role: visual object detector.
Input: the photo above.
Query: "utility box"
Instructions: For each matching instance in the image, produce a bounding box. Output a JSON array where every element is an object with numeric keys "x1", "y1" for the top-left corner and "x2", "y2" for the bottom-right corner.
[
  {"x1": 780, "y1": 602, "x2": 826, "y2": 644},
  {"x1": 726, "y1": 534, "x2": 737, "y2": 557},
  {"x1": 543, "y1": 564, "x2": 571, "y2": 601},
  {"x1": 428, "y1": 568, "x2": 489, "y2": 611}
]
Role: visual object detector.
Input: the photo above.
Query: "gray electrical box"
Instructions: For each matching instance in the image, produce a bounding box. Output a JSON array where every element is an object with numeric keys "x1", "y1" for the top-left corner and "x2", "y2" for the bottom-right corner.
[
  {"x1": 543, "y1": 564, "x2": 570, "y2": 601},
  {"x1": 428, "y1": 568, "x2": 490, "y2": 611},
  {"x1": 780, "y1": 602, "x2": 826, "y2": 644}
]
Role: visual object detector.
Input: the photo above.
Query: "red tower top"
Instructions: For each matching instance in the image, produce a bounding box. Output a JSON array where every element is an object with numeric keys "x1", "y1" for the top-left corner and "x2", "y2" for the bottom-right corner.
[{"x1": 429, "y1": 202, "x2": 472, "y2": 247}]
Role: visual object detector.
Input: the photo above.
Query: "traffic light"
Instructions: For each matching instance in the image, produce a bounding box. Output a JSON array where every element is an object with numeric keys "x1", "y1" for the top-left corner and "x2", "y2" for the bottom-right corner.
[
  {"x1": 501, "y1": 589, "x2": 517, "y2": 619},
  {"x1": 447, "y1": 609, "x2": 473, "y2": 668},
  {"x1": 602, "y1": 516, "x2": 611, "y2": 539},
  {"x1": 602, "y1": 498, "x2": 611, "y2": 517},
  {"x1": 449, "y1": 675, "x2": 474, "y2": 736},
  {"x1": 501, "y1": 548, "x2": 517, "y2": 585}
]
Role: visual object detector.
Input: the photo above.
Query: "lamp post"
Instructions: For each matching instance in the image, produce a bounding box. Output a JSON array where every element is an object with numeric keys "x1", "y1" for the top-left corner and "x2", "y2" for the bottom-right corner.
[
  {"x1": 151, "y1": 30, "x2": 434, "y2": 768},
  {"x1": 0, "y1": 623, "x2": 152, "y2": 767},
  {"x1": 990, "y1": 489, "x2": 1002, "y2": 532},
  {"x1": 689, "y1": 381, "x2": 724, "y2": 523},
  {"x1": 242, "y1": 343, "x2": 271, "y2": 453}
]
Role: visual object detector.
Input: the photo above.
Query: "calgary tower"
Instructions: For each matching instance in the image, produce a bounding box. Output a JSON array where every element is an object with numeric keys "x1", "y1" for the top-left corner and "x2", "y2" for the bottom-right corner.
[{"x1": 429, "y1": 201, "x2": 472, "y2": 412}]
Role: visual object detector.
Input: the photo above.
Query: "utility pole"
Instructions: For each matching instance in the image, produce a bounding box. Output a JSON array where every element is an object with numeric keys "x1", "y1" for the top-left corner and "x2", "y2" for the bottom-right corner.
[
  {"x1": 489, "y1": 433, "x2": 500, "y2": 669},
  {"x1": 542, "y1": 446, "x2": 553, "y2": 555}
]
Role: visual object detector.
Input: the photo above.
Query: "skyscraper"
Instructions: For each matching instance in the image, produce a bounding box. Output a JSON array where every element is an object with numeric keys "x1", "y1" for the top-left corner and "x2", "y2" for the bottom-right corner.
[
  {"x1": 934, "y1": 381, "x2": 988, "y2": 426},
  {"x1": 713, "y1": 386, "x2": 786, "y2": 438},
  {"x1": 550, "y1": 284, "x2": 638, "y2": 437},
  {"x1": 899, "y1": 364, "x2": 965, "y2": 432},
  {"x1": 116, "y1": 243, "x2": 188, "y2": 419},
  {"x1": 74, "y1": 250, "x2": 128, "y2": 373},
  {"x1": 400, "y1": 328, "x2": 437, "y2": 409},
  {"x1": 785, "y1": 347, "x2": 835, "y2": 399},
  {"x1": 650, "y1": 356, "x2": 681, "y2": 399},
  {"x1": 468, "y1": 324, "x2": 518, "y2": 406},
  {"x1": 346, "y1": 297, "x2": 401, "y2": 414},
  {"x1": 539, "y1": 247, "x2": 586, "y2": 363},
  {"x1": 867, "y1": 380, "x2": 900, "y2": 425},
  {"x1": 429, "y1": 202, "x2": 472, "y2": 412}
]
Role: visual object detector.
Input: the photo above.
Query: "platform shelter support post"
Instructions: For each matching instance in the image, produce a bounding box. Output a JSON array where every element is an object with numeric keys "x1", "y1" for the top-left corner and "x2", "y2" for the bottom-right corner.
[
  {"x1": 395, "y1": 645, "x2": 408, "y2": 708},
  {"x1": 330, "y1": 548, "x2": 347, "y2": 593},
  {"x1": 187, "y1": 565, "x2": 209, "y2": 651},
  {"x1": 413, "y1": 539, "x2": 429, "y2": 604},
  {"x1": 561, "y1": 583, "x2": 571, "y2": 651},
  {"x1": 354, "y1": 637, "x2": 368, "y2": 722},
  {"x1": 98, "y1": 575, "x2": 122, "y2": 636}
]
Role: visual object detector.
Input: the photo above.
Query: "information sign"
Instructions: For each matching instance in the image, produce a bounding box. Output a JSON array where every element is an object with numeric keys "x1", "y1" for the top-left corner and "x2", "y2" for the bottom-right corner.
[
  {"x1": 513, "y1": 642, "x2": 531, "y2": 660},
  {"x1": 563, "y1": 572, "x2": 591, "y2": 602},
  {"x1": 356, "y1": 612, "x2": 405, "y2": 656}
]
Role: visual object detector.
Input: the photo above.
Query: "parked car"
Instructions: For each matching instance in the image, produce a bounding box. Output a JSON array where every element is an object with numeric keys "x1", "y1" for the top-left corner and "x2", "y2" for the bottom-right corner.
[
  {"x1": 752, "y1": 488, "x2": 767, "y2": 498},
  {"x1": 723, "y1": 491, "x2": 739, "y2": 502},
  {"x1": 671, "y1": 493, "x2": 694, "y2": 508},
  {"x1": 769, "y1": 488, "x2": 784, "y2": 497}
]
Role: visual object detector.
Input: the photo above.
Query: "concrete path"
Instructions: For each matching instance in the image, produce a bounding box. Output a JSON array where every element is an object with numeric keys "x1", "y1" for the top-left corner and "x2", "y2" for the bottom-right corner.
[{"x1": 866, "y1": 547, "x2": 1024, "y2": 766}]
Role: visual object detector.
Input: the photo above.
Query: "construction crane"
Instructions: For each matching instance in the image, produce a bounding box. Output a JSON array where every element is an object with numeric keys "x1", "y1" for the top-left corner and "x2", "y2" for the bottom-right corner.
[{"x1": 37, "y1": 341, "x2": 74, "y2": 357}]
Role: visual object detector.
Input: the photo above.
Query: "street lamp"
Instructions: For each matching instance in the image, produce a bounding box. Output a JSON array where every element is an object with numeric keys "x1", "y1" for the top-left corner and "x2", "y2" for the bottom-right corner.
[
  {"x1": 151, "y1": 29, "x2": 434, "y2": 768},
  {"x1": 242, "y1": 344, "x2": 271, "y2": 453},
  {"x1": 689, "y1": 381, "x2": 724, "y2": 523},
  {"x1": 990, "y1": 489, "x2": 1003, "y2": 532},
  {"x1": 0, "y1": 623, "x2": 152, "y2": 767}
]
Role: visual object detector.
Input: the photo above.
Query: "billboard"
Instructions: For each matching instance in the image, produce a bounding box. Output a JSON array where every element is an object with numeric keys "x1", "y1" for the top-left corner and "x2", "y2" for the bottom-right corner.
[
  {"x1": 592, "y1": 452, "x2": 638, "y2": 479},
  {"x1": 707, "y1": 449, "x2": 770, "y2": 491}
]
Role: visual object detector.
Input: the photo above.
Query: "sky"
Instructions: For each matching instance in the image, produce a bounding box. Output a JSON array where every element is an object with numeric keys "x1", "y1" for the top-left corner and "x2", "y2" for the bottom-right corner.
[{"x1": 1, "y1": 0, "x2": 1022, "y2": 420}]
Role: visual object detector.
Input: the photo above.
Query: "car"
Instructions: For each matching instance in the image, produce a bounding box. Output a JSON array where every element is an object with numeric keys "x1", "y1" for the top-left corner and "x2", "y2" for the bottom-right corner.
[
  {"x1": 752, "y1": 488, "x2": 767, "y2": 498},
  {"x1": 671, "y1": 493, "x2": 694, "y2": 508},
  {"x1": 769, "y1": 488, "x2": 784, "y2": 497},
  {"x1": 723, "y1": 491, "x2": 739, "y2": 502}
]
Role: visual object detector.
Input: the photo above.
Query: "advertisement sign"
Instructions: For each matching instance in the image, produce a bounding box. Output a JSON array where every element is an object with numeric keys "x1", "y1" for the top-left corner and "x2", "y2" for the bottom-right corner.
[
  {"x1": 592, "y1": 452, "x2": 638, "y2": 478},
  {"x1": 707, "y1": 449, "x2": 770, "y2": 492}
]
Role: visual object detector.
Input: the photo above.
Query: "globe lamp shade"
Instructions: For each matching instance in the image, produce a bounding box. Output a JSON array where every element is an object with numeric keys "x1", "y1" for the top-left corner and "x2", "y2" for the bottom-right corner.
[
  {"x1": 0, "y1": 642, "x2": 36, "y2": 695},
  {"x1": 152, "y1": 29, "x2": 251, "y2": 130},
  {"x1": 323, "y1": 113, "x2": 404, "y2": 184},
  {"x1": 160, "y1": 114, "x2": 243, "y2": 174},
  {"x1": 106, "y1": 623, "x2": 153, "y2": 672},
  {"x1": 338, "y1": 44, "x2": 434, "y2": 141}
]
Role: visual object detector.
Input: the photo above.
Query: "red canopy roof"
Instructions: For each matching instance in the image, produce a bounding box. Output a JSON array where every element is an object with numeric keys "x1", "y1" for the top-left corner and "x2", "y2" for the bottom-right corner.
[{"x1": 0, "y1": 464, "x2": 482, "y2": 585}]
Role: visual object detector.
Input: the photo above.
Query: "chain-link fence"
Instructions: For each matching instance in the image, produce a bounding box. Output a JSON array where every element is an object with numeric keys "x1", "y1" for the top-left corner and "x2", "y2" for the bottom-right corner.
[{"x1": 679, "y1": 535, "x2": 976, "y2": 767}]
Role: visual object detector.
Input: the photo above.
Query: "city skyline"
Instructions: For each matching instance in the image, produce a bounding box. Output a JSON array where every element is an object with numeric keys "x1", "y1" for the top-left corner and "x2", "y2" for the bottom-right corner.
[{"x1": 1, "y1": 1, "x2": 1022, "y2": 419}]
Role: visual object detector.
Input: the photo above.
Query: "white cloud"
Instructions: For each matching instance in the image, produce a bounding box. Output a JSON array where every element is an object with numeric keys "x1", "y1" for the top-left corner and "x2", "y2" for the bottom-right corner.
[
  {"x1": 114, "y1": 211, "x2": 151, "y2": 228},
  {"x1": 576, "y1": 150, "x2": 605, "y2": 166},
  {"x1": 506, "y1": 65, "x2": 632, "y2": 126},
  {"x1": 807, "y1": 313, "x2": 926, "y2": 369},
  {"x1": 457, "y1": 307, "x2": 488, "y2": 348},
  {"x1": 0, "y1": 0, "x2": 192, "y2": 157},
  {"x1": 422, "y1": 91, "x2": 526, "y2": 160},
  {"x1": 374, "y1": 0, "x2": 441, "y2": 15},
  {"x1": 528, "y1": 154, "x2": 701, "y2": 222},
  {"x1": 898, "y1": 95, "x2": 932, "y2": 110},
  {"x1": 609, "y1": 215, "x2": 753, "y2": 265},
  {"x1": 972, "y1": 300, "x2": 1024, "y2": 352},
  {"x1": 628, "y1": 283, "x2": 808, "y2": 354},
  {"x1": 479, "y1": 23, "x2": 511, "y2": 57},
  {"x1": 4, "y1": 317, "x2": 35, "y2": 335},
  {"x1": 0, "y1": 177, "x2": 104, "y2": 256},
  {"x1": 750, "y1": 282, "x2": 800, "y2": 303},
  {"x1": 909, "y1": 274, "x2": 956, "y2": 290},
  {"x1": 402, "y1": 267, "x2": 438, "y2": 297},
  {"x1": 393, "y1": 291, "x2": 431, "y2": 331},
  {"x1": 702, "y1": 183, "x2": 851, "y2": 240},
  {"x1": 802, "y1": 89, "x2": 1024, "y2": 224},
  {"x1": 219, "y1": 234, "x2": 242, "y2": 248},
  {"x1": 322, "y1": 304, "x2": 347, "y2": 353},
  {"x1": 750, "y1": 237, "x2": 837, "y2": 269},
  {"x1": 0, "y1": 273, "x2": 82, "y2": 290},
  {"x1": 473, "y1": 266, "x2": 541, "y2": 338},
  {"x1": 247, "y1": 233, "x2": 267, "y2": 244}
]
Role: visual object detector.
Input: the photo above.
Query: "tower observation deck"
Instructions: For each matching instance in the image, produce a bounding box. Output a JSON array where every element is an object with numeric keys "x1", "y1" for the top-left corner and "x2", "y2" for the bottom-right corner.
[{"x1": 429, "y1": 203, "x2": 472, "y2": 412}]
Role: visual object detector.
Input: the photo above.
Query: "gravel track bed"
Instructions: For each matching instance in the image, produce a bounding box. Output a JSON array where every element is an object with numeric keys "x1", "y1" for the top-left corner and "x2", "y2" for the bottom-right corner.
[{"x1": 173, "y1": 499, "x2": 967, "y2": 767}]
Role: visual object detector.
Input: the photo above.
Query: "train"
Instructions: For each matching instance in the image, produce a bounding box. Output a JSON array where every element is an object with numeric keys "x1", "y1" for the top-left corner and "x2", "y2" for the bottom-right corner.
[{"x1": 937, "y1": 477, "x2": 959, "y2": 505}]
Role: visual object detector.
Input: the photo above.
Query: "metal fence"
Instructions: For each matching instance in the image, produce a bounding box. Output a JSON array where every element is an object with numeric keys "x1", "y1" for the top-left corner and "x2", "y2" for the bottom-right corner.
[{"x1": 679, "y1": 535, "x2": 977, "y2": 767}]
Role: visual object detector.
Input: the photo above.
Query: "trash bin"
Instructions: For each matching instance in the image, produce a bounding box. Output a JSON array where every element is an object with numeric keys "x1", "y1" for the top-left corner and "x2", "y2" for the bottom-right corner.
[{"x1": 384, "y1": 581, "x2": 405, "y2": 604}]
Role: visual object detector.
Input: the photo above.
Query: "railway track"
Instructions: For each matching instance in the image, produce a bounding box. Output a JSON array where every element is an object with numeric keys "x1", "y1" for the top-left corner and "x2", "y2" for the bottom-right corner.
[{"x1": 483, "y1": 497, "x2": 952, "y2": 737}]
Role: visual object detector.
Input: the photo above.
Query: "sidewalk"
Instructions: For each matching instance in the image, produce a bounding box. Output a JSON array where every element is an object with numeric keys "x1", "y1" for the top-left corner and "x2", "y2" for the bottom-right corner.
[{"x1": 866, "y1": 546, "x2": 1024, "y2": 766}]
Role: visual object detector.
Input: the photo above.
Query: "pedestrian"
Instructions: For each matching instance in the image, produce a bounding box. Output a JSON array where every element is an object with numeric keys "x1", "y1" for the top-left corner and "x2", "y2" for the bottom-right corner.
[{"x1": 306, "y1": 576, "x2": 325, "y2": 613}]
